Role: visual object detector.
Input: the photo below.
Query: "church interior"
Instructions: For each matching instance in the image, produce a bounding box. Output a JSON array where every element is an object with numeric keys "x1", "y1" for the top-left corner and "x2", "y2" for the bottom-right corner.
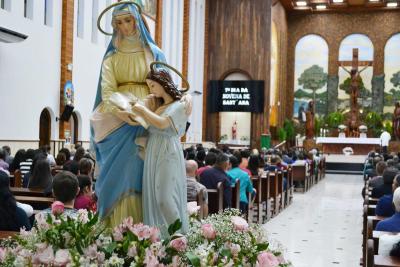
[{"x1": 1, "y1": 0, "x2": 400, "y2": 266}]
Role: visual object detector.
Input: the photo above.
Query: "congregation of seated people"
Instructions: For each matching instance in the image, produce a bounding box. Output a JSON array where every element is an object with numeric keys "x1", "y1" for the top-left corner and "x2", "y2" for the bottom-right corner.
[{"x1": 0, "y1": 143, "x2": 322, "y2": 234}]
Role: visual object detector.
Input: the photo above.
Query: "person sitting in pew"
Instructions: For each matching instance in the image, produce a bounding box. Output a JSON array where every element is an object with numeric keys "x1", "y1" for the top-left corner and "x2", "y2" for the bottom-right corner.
[
  {"x1": 372, "y1": 168, "x2": 399, "y2": 199},
  {"x1": 365, "y1": 156, "x2": 382, "y2": 179},
  {"x1": 369, "y1": 161, "x2": 388, "y2": 188},
  {"x1": 0, "y1": 170, "x2": 31, "y2": 231},
  {"x1": 186, "y1": 160, "x2": 208, "y2": 217},
  {"x1": 376, "y1": 174, "x2": 400, "y2": 217},
  {"x1": 196, "y1": 152, "x2": 217, "y2": 177},
  {"x1": 264, "y1": 155, "x2": 287, "y2": 190},
  {"x1": 38, "y1": 171, "x2": 80, "y2": 219},
  {"x1": 27, "y1": 158, "x2": 53, "y2": 196},
  {"x1": 227, "y1": 156, "x2": 255, "y2": 214},
  {"x1": 74, "y1": 175, "x2": 96, "y2": 212},
  {"x1": 200, "y1": 153, "x2": 232, "y2": 209},
  {"x1": 248, "y1": 154, "x2": 262, "y2": 176},
  {"x1": 376, "y1": 187, "x2": 400, "y2": 232}
]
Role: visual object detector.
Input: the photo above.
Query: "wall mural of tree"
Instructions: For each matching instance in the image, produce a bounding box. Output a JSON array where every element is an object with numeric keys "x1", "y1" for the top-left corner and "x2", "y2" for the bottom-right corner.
[
  {"x1": 384, "y1": 34, "x2": 400, "y2": 120},
  {"x1": 293, "y1": 35, "x2": 329, "y2": 120}
]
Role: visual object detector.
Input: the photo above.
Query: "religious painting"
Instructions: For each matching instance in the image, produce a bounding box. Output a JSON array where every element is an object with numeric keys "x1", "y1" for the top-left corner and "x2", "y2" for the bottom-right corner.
[
  {"x1": 293, "y1": 34, "x2": 329, "y2": 120},
  {"x1": 269, "y1": 22, "x2": 279, "y2": 127},
  {"x1": 338, "y1": 34, "x2": 374, "y2": 112},
  {"x1": 384, "y1": 33, "x2": 400, "y2": 117}
]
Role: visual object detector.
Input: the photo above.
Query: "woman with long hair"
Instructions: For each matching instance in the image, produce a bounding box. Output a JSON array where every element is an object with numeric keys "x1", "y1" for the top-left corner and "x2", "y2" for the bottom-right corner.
[
  {"x1": 28, "y1": 158, "x2": 53, "y2": 193},
  {"x1": 9, "y1": 149, "x2": 26, "y2": 173},
  {"x1": 0, "y1": 171, "x2": 31, "y2": 231}
]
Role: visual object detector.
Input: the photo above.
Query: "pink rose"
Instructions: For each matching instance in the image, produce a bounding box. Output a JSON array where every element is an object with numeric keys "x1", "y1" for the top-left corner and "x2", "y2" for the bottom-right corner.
[
  {"x1": 97, "y1": 252, "x2": 105, "y2": 263},
  {"x1": 54, "y1": 249, "x2": 70, "y2": 266},
  {"x1": 231, "y1": 216, "x2": 249, "y2": 231},
  {"x1": 112, "y1": 227, "x2": 124, "y2": 241},
  {"x1": 37, "y1": 245, "x2": 55, "y2": 265},
  {"x1": 51, "y1": 201, "x2": 65, "y2": 216},
  {"x1": 256, "y1": 251, "x2": 280, "y2": 267},
  {"x1": 149, "y1": 227, "x2": 160, "y2": 243},
  {"x1": 169, "y1": 236, "x2": 187, "y2": 252},
  {"x1": 84, "y1": 244, "x2": 98, "y2": 260},
  {"x1": 133, "y1": 225, "x2": 151, "y2": 240},
  {"x1": 0, "y1": 248, "x2": 6, "y2": 262},
  {"x1": 127, "y1": 245, "x2": 137, "y2": 257},
  {"x1": 201, "y1": 224, "x2": 216, "y2": 240}
]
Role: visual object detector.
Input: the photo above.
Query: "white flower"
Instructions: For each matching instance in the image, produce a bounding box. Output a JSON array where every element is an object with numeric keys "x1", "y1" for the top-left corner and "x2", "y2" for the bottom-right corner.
[
  {"x1": 13, "y1": 256, "x2": 27, "y2": 267},
  {"x1": 37, "y1": 245, "x2": 54, "y2": 265},
  {"x1": 187, "y1": 201, "x2": 200, "y2": 215},
  {"x1": 77, "y1": 209, "x2": 89, "y2": 223},
  {"x1": 108, "y1": 254, "x2": 124, "y2": 266}
]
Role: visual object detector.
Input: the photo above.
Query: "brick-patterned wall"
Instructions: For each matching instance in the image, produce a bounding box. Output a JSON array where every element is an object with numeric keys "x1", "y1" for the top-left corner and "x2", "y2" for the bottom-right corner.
[
  {"x1": 59, "y1": 0, "x2": 75, "y2": 139},
  {"x1": 203, "y1": 0, "x2": 272, "y2": 148},
  {"x1": 285, "y1": 11, "x2": 400, "y2": 119}
]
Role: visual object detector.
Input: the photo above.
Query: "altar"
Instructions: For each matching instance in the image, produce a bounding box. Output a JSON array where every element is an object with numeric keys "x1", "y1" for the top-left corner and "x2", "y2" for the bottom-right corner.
[{"x1": 316, "y1": 137, "x2": 381, "y2": 155}]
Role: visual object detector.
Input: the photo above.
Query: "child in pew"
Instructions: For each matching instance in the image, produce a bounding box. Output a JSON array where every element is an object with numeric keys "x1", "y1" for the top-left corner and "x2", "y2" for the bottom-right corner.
[
  {"x1": 0, "y1": 170, "x2": 31, "y2": 231},
  {"x1": 376, "y1": 187, "x2": 400, "y2": 232},
  {"x1": 36, "y1": 171, "x2": 80, "y2": 220},
  {"x1": 74, "y1": 175, "x2": 97, "y2": 212}
]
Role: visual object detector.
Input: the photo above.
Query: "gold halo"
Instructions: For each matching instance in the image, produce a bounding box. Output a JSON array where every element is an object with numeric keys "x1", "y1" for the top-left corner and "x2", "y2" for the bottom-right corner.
[
  {"x1": 149, "y1": 61, "x2": 190, "y2": 92},
  {"x1": 97, "y1": 1, "x2": 142, "y2": 36}
]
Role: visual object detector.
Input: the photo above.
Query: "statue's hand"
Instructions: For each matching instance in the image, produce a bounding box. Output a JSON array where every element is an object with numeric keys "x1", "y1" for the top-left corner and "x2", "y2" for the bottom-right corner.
[
  {"x1": 180, "y1": 94, "x2": 193, "y2": 115},
  {"x1": 115, "y1": 110, "x2": 137, "y2": 125},
  {"x1": 132, "y1": 103, "x2": 147, "y2": 115},
  {"x1": 143, "y1": 94, "x2": 158, "y2": 112}
]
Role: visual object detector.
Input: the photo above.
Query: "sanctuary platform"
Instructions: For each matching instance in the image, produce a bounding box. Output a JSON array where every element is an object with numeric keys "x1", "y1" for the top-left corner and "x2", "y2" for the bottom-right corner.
[
  {"x1": 325, "y1": 154, "x2": 366, "y2": 175},
  {"x1": 316, "y1": 137, "x2": 381, "y2": 155}
]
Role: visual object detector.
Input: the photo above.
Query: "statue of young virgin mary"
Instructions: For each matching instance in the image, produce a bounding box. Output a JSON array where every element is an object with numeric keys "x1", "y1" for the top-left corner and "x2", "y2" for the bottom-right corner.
[{"x1": 90, "y1": 1, "x2": 166, "y2": 228}]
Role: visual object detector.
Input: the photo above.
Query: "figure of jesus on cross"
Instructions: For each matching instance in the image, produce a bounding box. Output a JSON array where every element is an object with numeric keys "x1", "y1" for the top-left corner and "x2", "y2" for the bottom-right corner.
[{"x1": 338, "y1": 48, "x2": 373, "y2": 137}]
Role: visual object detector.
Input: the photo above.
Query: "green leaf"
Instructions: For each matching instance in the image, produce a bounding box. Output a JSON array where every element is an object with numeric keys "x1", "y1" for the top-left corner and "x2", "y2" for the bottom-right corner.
[
  {"x1": 186, "y1": 252, "x2": 201, "y2": 267},
  {"x1": 168, "y1": 219, "x2": 182, "y2": 236},
  {"x1": 256, "y1": 243, "x2": 269, "y2": 251},
  {"x1": 105, "y1": 242, "x2": 117, "y2": 255},
  {"x1": 220, "y1": 248, "x2": 232, "y2": 258}
]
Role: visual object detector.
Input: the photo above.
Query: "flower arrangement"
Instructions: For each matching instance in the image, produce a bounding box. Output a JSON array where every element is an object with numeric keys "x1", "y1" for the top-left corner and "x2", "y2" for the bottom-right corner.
[{"x1": 0, "y1": 203, "x2": 290, "y2": 267}]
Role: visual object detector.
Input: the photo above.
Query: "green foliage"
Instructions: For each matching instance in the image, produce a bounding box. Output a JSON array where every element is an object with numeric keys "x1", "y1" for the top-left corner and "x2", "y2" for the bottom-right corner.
[
  {"x1": 278, "y1": 127, "x2": 287, "y2": 142},
  {"x1": 325, "y1": 112, "x2": 345, "y2": 129},
  {"x1": 283, "y1": 119, "x2": 295, "y2": 140},
  {"x1": 314, "y1": 117, "x2": 324, "y2": 137},
  {"x1": 365, "y1": 111, "x2": 383, "y2": 137},
  {"x1": 298, "y1": 65, "x2": 328, "y2": 91},
  {"x1": 383, "y1": 120, "x2": 393, "y2": 134},
  {"x1": 391, "y1": 71, "x2": 400, "y2": 88}
]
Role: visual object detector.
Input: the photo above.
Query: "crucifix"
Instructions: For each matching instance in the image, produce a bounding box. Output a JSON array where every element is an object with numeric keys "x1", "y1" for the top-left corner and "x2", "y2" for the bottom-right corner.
[{"x1": 338, "y1": 48, "x2": 373, "y2": 136}]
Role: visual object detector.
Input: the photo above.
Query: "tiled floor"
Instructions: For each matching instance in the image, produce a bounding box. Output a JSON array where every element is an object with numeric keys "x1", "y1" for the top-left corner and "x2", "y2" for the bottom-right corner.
[{"x1": 263, "y1": 174, "x2": 363, "y2": 267}]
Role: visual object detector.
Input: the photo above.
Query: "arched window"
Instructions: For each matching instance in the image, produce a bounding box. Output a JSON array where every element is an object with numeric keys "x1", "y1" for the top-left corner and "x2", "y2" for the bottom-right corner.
[
  {"x1": 294, "y1": 34, "x2": 329, "y2": 119},
  {"x1": 384, "y1": 33, "x2": 400, "y2": 117},
  {"x1": 338, "y1": 34, "x2": 374, "y2": 111}
]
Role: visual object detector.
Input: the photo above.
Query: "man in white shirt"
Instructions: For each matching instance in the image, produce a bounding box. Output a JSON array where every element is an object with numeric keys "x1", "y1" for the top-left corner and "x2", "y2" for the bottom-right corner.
[{"x1": 380, "y1": 130, "x2": 391, "y2": 154}]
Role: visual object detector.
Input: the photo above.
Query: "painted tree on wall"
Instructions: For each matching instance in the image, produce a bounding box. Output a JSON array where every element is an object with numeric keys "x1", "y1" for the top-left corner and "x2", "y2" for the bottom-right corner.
[
  {"x1": 296, "y1": 65, "x2": 328, "y2": 115},
  {"x1": 339, "y1": 76, "x2": 371, "y2": 108}
]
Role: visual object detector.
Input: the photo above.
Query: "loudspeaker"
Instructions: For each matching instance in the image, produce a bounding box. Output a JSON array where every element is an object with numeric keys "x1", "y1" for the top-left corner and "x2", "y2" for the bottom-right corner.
[{"x1": 59, "y1": 104, "x2": 74, "y2": 121}]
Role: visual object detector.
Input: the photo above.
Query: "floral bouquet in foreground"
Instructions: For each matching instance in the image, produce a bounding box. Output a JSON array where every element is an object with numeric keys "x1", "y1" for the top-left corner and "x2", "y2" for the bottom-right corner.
[
  {"x1": 184, "y1": 209, "x2": 290, "y2": 267},
  {"x1": 0, "y1": 203, "x2": 290, "y2": 266}
]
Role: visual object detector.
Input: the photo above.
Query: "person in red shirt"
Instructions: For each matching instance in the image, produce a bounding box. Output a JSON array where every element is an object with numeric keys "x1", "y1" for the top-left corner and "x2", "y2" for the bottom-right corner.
[{"x1": 74, "y1": 175, "x2": 97, "y2": 212}]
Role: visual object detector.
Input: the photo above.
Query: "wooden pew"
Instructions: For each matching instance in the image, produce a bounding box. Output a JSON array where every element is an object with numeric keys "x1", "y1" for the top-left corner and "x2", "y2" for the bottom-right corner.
[
  {"x1": 0, "y1": 231, "x2": 18, "y2": 240},
  {"x1": 15, "y1": 195, "x2": 54, "y2": 209},
  {"x1": 277, "y1": 171, "x2": 284, "y2": 211},
  {"x1": 367, "y1": 239, "x2": 400, "y2": 267},
  {"x1": 207, "y1": 182, "x2": 223, "y2": 215},
  {"x1": 259, "y1": 172, "x2": 272, "y2": 223},
  {"x1": 268, "y1": 171, "x2": 280, "y2": 216},
  {"x1": 231, "y1": 179, "x2": 240, "y2": 210},
  {"x1": 14, "y1": 169, "x2": 23, "y2": 188},
  {"x1": 292, "y1": 164, "x2": 308, "y2": 193},
  {"x1": 196, "y1": 188, "x2": 206, "y2": 219},
  {"x1": 373, "y1": 231, "x2": 400, "y2": 255},
  {"x1": 286, "y1": 166, "x2": 294, "y2": 205},
  {"x1": 10, "y1": 187, "x2": 45, "y2": 197}
]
